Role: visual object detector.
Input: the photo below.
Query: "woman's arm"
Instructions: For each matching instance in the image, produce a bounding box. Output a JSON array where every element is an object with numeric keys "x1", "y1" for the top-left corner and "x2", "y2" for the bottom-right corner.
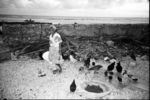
[
  {"x1": 49, "y1": 40, "x2": 53, "y2": 47},
  {"x1": 59, "y1": 42, "x2": 62, "y2": 55}
]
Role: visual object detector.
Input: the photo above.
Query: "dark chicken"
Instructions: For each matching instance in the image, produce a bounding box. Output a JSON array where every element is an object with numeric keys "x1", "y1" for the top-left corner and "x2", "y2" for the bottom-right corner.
[
  {"x1": 84, "y1": 57, "x2": 91, "y2": 68},
  {"x1": 116, "y1": 62, "x2": 122, "y2": 73},
  {"x1": 130, "y1": 52, "x2": 136, "y2": 61},
  {"x1": 62, "y1": 53, "x2": 70, "y2": 60},
  {"x1": 107, "y1": 62, "x2": 115, "y2": 71},
  {"x1": 70, "y1": 79, "x2": 76, "y2": 93},
  {"x1": 117, "y1": 76, "x2": 122, "y2": 82}
]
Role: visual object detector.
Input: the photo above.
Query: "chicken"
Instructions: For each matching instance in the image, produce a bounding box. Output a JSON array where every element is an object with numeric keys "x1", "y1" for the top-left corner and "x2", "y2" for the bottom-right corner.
[
  {"x1": 116, "y1": 62, "x2": 122, "y2": 73},
  {"x1": 104, "y1": 71, "x2": 108, "y2": 77},
  {"x1": 62, "y1": 53, "x2": 70, "y2": 60},
  {"x1": 117, "y1": 76, "x2": 122, "y2": 83},
  {"x1": 70, "y1": 79, "x2": 76, "y2": 93},
  {"x1": 107, "y1": 62, "x2": 115, "y2": 71},
  {"x1": 108, "y1": 76, "x2": 113, "y2": 82},
  {"x1": 130, "y1": 52, "x2": 136, "y2": 61},
  {"x1": 39, "y1": 51, "x2": 44, "y2": 60},
  {"x1": 84, "y1": 57, "x2": 91, "y2": 68},
  {"x1": 55, "y1": 64, "x2": 62, "y2": 73}
]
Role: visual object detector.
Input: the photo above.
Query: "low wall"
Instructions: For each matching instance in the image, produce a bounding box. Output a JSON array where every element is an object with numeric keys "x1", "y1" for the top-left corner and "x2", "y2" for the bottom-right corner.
[{"x1": 2, "y1": 23, "x2": 149, "y2": 45}]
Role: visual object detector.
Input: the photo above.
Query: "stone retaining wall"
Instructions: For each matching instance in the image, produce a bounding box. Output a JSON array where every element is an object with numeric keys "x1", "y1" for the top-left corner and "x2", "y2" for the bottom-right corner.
[{"x1": 2, "y1": 23, "x2": 149, "y2": 45}]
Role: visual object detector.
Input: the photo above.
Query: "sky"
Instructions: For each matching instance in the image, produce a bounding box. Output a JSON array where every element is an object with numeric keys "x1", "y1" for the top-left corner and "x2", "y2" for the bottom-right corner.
[{"x1": 0, "y1": 0, "x2": 149, "y2": 17}]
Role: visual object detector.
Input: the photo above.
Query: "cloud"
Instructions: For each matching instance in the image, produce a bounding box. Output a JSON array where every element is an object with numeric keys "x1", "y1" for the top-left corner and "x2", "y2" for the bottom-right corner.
[
  {"x1": 0, "y1": 0, "x2": 31, "y2": 8},
  {"x1": 29, "y1": 0, "x2": 61, "y2": 9},
  {"x1": 1, "y1": 0, "x2": 148, "y2": 9},
  {"x1": 0, "y1": 0, "x2": 149, "y2": 17},
  {"x1": 58, "y1": 0, "x2": 88, "y2": 9},
  {"x1": 87, "y1": 0, "x2": 115, "y2": 9}
]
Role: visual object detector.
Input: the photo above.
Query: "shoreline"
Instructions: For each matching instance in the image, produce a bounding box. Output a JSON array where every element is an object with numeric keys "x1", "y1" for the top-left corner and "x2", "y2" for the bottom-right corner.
[{"x1": 0, "y1": 21, "x2": 149, "y2": 25}]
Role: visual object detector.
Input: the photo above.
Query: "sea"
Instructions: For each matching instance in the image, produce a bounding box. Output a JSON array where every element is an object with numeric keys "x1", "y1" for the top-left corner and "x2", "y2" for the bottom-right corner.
[{"x1": 0, "y1": 14, "x2": 149, "y2": 24}]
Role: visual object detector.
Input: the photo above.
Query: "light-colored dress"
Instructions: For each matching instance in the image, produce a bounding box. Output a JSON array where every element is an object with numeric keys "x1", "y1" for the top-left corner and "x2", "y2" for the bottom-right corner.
[
  {"x1": 48, "y1": 32, "x2": 63, "y2": 64},
  {"x1": 42, "y1": 32, "x2": 63, "y2": 65}
]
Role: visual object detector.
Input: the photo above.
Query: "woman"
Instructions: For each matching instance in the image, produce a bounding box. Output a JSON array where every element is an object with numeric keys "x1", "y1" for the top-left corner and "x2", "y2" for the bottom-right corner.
[
  {"x1": 48, "y1": 27, "x2": 63, "y2": 64},
  {"x1": 43, "y1": 24, "x2": 63, "y2": 65}
]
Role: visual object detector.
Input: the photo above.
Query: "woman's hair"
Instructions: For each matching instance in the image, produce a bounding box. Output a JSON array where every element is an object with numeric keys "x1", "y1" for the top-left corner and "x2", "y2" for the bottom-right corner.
[
  {"x1": 51, "y1": 29, "x2": 59, "y2": 37},
  {"x1": 50, "y1": 24, "x2": 58, "y2": 37}
]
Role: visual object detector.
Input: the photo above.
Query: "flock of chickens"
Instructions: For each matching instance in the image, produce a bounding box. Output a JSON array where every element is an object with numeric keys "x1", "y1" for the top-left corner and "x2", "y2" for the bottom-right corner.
[{"x1": 39, "y1": 50, "x2": 139, "y2": 94}]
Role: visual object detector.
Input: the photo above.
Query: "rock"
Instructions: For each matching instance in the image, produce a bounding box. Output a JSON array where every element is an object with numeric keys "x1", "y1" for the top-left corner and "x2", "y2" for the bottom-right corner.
[
  {"x1": 104, "y1": 57, "x2": 110, "y2": 61},
  {"x1": 38, "y1": 70, "x2": 46, "y2": 77},
  {"x1": 110, "y1": 59, "x2": 117, "y2": 63},
  {"x1": 69, "y1": 55, "x2": 77, "y2": 63},
  {"x1": 53, "y1": 69, "x2": 61, "y2": 74},
  {"x1": 19, "y1": 55, "x2": 30, "y2": 60},
  {"x1": 10, "y1": 52, "x2": 18, "y2": 61},
  {"x1": 141, "y1": 55, "x2": 148, "y2": 60},
  {"x1": 129, "y1": 61, "x2": 136, "y2": 68},
  {"x1": 106, "y1": 40, "x2": 114, "y2": 46}
]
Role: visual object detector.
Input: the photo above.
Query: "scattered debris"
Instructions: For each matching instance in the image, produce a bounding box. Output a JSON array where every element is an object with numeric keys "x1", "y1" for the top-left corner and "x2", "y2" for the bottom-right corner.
[
  {"x1": 132, "y1": 78, "x2": 138, "y2": 83},
  {"x1": 104, "y1": 57, "x2": 110, "y2": 61},
  {"x1": 129, "y1": 61, "x2": 136, "y2": 68},
  {"x1": 69, "y1": 55, "x2": 77, "y2": 63},
  {"x1": 109, "y1": 59, "x2": 117, "y2": 63},
  {"x1": 53, "y1": 69, "x2": 61, "y2": 74},
  {"x1": 38, "y1": 69, "x2": 46, "y2": 77},
  {"x1": 88, "y1": 65, "x2": 103, "y2": 71},
  {"x1": 10, "y1": 52, "x2": 18, "y2": 61},
  {"x1": 106, "y1": 40, "x2": 114, "y2": 47},
  {"x1": 38, "y1": 73, "x2": 46, "y2": 77},
  {"x1": 4, "y1": 34, "x2": 149, "y2": 63},
  {"x1": 140, "y1": 55, "x2": 148, "y2": 60}
]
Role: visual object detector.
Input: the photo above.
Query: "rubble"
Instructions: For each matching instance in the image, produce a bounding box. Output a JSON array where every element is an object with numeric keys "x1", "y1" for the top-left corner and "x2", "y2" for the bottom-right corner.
[
  {"x1": 106, "y1": 40, "x2": 114, "y2": 47},
  {"x1": 129, "y1": 61, "x2": 137, "y2": 68},
  {"x1": 140, "y1": 55, "x2": 148, "y2": 60}
]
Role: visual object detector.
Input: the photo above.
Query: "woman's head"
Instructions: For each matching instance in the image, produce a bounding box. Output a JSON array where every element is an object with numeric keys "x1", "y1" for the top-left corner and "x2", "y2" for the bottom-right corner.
[{"x1": 49, "y1": 24, "x2": 57, "y2": 36}]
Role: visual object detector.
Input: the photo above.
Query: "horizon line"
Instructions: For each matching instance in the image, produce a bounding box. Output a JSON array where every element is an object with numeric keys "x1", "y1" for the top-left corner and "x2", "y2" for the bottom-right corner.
[{"x1": 0, "y1": 14, "x2": 149, "y2": 18}]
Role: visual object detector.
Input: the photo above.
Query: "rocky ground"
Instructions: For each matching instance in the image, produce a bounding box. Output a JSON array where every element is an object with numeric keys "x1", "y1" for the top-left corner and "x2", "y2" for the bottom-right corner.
[{"x1": 0, "y1": 55, "x2": 149, "y2": 99}]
